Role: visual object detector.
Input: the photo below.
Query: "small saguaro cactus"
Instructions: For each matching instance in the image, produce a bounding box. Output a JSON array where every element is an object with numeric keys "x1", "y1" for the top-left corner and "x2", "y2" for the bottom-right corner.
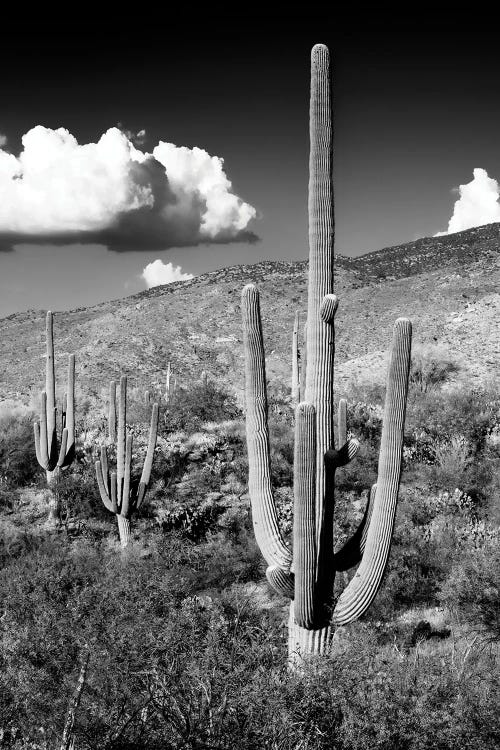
[
  {"x1": 241, "y1": 44, "x2": 412, "y2": 663},
  {"x1": 95, "y1": 375, "x2": 159, "y2": 547},
  {"x1": 34, "y1": 311, "x2": 76, "y2": 525}
]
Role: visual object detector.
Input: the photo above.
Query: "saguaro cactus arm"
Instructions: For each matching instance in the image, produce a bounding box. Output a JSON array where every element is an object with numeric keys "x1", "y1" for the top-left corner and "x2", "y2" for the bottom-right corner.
[
  {"x1": 337, "y1": 398, "x2": 347, "y2": 447},
  {"x1": 137, "y1": 402, "x2": 159, "y2": 509},
  {"x1": 116, "y1": 376, "x2": 127, "y2": 506},
  {"x1": 266, "y1": 565, "x2": 295, "y2": 598},
  {"x1": 95, "y1": 457, "x2": 117, "y2": 513},
  {"x1": 332, "y1": 318, "x2": 412, "y2": 625},
  {"x1": 241, "y1": 283, "x2": 292, "y2": 571},
  {"x1": 293, "y1": 402, "x2": 317, "y2": 629},
  {"x1": 109, "y1": 381, "x2": 117, "y2": 441},
  {"x1": 59, "y1": 354, "x2": 75, "y2": 468}
]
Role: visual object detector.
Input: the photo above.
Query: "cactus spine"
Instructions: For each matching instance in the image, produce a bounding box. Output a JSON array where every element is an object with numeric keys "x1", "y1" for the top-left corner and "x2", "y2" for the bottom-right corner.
[
  {"x1": 241, "y1": 44, "x2": 412, "y2": 663},
  {"x1": 95, "y1": 375, "x2": 159, "y2": 547},
  {"x1": 34, "y1": 311, "x2": 76, "y2": 525}
]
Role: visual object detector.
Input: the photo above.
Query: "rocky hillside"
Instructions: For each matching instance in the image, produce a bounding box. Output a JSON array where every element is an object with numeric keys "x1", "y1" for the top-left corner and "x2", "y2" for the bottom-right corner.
[{"x1": 1, "y1": 222, "x2": 499, "y2": 404}]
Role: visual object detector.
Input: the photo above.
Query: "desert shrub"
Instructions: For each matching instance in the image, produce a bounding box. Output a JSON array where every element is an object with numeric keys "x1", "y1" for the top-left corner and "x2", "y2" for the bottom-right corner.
[
  {"x1": 162, "y1": 381, "x2": 241, "y2": 433},
  {"x1": 346, "y1": 400, "x2": 383, "y2": 445},
  {"x1": 155, "y1": 495, "x2": 227, "y2": 540},
  {"x1": 2, "y1": 556, "x2": 500, "y2": 750},
  {"x1": 439, "y1": 548, "x2": 500, "y2": 640},
  {"x1": 430, "y1": 434, "x2": 472, "y2": 490},
  {"x1": 0, "y1": 408, "x2": 39, "y2": 488},
  {"x1": 406, "y1": 385, "x2": 500, "y2": 455},
  {"x1": 267, "y1": 380, "x2": 295, "y2": 425},
  {"x1": 409, "y1": 345, "x2": 459, "y2": 392},
  {"x1": 56, "y1": 461, "x2": 105, "y2": 521}
]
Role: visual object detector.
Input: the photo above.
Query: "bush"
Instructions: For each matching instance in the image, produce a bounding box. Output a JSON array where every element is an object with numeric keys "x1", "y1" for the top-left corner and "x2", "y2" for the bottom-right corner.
[
  {"x1": 409, "y1": 345, "x2": 459, "y2": 392},
  {"x1": 0, "y1": 406, "x2": 39, "y2": 488},
  {"x1": 162, "y1": 381, "x2": 241, "y2": 433},
  {"x1": 439, "y1": 548, "x2": 500, "y2": 640}
]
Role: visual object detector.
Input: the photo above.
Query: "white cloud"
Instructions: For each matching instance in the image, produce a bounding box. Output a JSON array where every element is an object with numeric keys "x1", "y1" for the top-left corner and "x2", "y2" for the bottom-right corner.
[
  {"x1": 141, "y1": 259, "x2": 194, "y2": 288},
  {"x1": 0, "y1": 126, "x2": 257, "y2": 251},
  {"x1": 0, "y1": 133, "x2": 7, "y2": 148},
  {"x1": 437, "y1": 168, "x2": 500, "y2": 236}
]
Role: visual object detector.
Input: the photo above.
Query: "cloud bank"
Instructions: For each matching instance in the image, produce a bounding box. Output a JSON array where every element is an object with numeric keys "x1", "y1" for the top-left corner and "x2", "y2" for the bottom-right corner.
[
  {"x1": 437, "y1": 168, "x2": 500, "y2": 235},
  {"x1": 0, "y1": 126, "x2": 258, "y2": 252},
  {"x1": 141, "y1": 259, "x2": 194, "y2": 288}
]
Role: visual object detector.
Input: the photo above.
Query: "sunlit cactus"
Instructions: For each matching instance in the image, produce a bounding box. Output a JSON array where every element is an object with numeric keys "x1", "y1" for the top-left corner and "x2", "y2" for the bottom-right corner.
[
  {"x1": 95, "y1": 375, "x2": 159, "y2": 547},
  {"x1": 33, "y1": 311, "x2": 76, "y2": 525},
  {"x1": 241, "y1": 44, "x2": 412, "y2": 664}
]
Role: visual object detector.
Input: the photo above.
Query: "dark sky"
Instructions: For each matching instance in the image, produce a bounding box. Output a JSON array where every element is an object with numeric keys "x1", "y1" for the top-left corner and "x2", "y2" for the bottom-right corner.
[{"x1": 1, "y1": 13, "x2": 500, "y2": 316}]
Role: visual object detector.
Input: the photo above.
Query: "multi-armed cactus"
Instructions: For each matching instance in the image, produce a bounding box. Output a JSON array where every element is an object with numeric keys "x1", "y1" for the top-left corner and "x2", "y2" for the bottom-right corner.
[
  {"x1": 34, "y1": 311, "x2": 76, "y2": 525},
  {"x1": 241, "y1": 44, "x2": 412, "y2": 662},
  {"x1": 95, "y1": 375, "x2": 159, "y2": 547}
]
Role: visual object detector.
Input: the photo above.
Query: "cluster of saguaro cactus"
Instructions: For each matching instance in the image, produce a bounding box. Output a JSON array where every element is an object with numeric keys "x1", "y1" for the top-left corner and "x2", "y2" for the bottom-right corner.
[
  {"x1": 241, "y1": 44, "x2": 412, "y2": 662},
  {"x1": 95, "y1": 376, "x2": 159, "y2": 547},
  {"x1": 33, "y1": 311, "x2": 76, "y2": 525}
]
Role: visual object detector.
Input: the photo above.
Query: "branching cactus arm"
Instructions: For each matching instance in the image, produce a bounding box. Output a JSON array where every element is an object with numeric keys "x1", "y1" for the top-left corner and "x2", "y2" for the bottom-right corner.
[
  {"x1": 59, "y1": 354, "x2": 75, "y2": 467},
  {"x1": 337, "y1": 398, "x2": 347, "y2": 447},
  {"x1": 137, "y1": 402, "x2": 159, "y2": 509},
  {"x1": 116, "y1": 376, "x2": 127, "y2": 508},
  {"x1": 241, "y1": 283, "x2": 292, "y2": 571},
  {"x1": 109, "y1": 381, "x2": 117, "y2": 441},
  {"x1": 293, "y1": 402, "x2": 317, "y2": 629},
  {"x1": 332, "y1": 318, "x2": 412, "y2": 625}
]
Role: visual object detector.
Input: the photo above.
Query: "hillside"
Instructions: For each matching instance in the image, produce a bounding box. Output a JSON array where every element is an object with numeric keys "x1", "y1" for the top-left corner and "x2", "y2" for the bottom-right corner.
[{"x1": 1, "y1": 222, "x2": 499, "y2": 403}]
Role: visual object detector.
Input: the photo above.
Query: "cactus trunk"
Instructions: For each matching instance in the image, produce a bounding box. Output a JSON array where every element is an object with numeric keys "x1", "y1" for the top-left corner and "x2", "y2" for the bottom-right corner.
[{"x1": 117, "y1": 514, "x2": 131, "y2": 547}]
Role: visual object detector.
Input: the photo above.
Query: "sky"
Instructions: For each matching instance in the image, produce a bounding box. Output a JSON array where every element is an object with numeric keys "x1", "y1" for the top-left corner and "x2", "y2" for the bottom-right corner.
[{"x1": 1, "y1": 13, "x2": 500, "y2": 317}]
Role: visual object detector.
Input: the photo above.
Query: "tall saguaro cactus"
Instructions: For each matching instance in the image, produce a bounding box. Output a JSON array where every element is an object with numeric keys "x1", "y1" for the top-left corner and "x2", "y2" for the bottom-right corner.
[
  {"x1": 95, "y1": 376, "x2": 159, "y2": 547},
  {"x1": 34, "y1": 311, "x2": 76, "y2": 525},
  {"x1": 241, "y1": 44, "x2": 412, "y2": 662}
]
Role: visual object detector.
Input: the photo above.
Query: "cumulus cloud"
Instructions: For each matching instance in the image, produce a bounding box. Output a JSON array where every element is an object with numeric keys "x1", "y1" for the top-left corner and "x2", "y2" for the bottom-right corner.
[
  {"x1": 437, "y1": 168, "x2": 500, "y2": 235},
  {"x1": 141, "y1": 259, "x2": 194, "y2": 288},
  {"x1": 0, "y1": 126, "x2": 258, "y2": 252},
  {"x1": 0, "y1": 133, "x2": 7, "y2": 148}
]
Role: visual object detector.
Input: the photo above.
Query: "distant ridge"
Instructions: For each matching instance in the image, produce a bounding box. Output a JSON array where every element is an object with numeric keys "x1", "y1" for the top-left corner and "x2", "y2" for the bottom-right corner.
[{"x1": 1, "y1": 222, "x2": 499, "y2": 402}]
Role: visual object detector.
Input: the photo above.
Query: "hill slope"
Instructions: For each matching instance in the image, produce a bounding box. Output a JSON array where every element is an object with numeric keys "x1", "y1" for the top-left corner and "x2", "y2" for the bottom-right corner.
[{"x1": 1, "y1": 222, "x2": 499, "y2": 403}]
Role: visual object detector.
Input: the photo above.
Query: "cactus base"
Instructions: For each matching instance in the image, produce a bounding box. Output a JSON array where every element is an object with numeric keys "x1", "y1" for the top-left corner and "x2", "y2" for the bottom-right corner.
[
  {"x1": 117, "y1": 515, "x2": 131, "y2": 547},
  {"x1": 287, "y1": 603, "x2": 334, "y2": 667},
  {"x1": 46, "y1": 469, "x2": 61, "y2": 527}
]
